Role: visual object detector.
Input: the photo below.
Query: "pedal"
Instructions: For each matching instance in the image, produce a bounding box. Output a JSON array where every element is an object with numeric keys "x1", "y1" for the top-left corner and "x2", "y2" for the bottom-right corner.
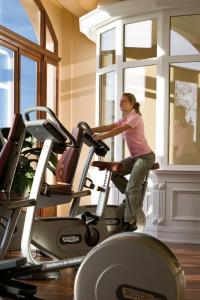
[
  {"x1": 84, "y1": 177, "x2": 95, "y2": 189},
  {"x1": 81, "y1": 211, "x2": 99, "y2": 225},
  {"x1": 96, "y1": 186, "x2": 105, "y2": 192}
]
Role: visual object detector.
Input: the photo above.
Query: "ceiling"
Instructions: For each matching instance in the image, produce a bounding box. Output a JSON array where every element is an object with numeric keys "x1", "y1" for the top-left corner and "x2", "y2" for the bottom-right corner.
[{"x1": 58, "y1": 0, "x2": 122, "y2": 17}]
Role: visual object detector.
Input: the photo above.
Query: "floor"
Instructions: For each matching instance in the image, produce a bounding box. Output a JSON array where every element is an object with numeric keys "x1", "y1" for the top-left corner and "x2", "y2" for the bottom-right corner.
[
  {"x1": 169, "y1": 243, "x2": 200, "y2": 300},
  {"x1": 2, "y1": 243, "x2": 200, "y2": 300}
]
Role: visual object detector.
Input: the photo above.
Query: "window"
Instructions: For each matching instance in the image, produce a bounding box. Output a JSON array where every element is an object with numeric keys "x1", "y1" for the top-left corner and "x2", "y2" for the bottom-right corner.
[
  {"x1": 46, "y1": 26, "x2": 55, "y2": 52},
  {"x1": 100, "y1": 28, "x2": 116, "y2": 68},
  {"x1": 0, "y1": 46, "x2": 14, "y2": 127},
  {"x1": 0, "y1": 0, "x2": 40, "y2": 44},
  {"x1": 169, "y1": 62, "x2": 200, "y2": 165},
  {"x1": 169, "y1": 14, "x2": 200, "y2": 166},
  {"x1": 124, "y1": 65, "x2": 157, "y2": 154},
  {"x1": 0, "y1": 0, "x2": 59, "y2": 126},
  {"x1": 98, "y1": 19, "x2": 157, "y2": 163},
  {"x1": 46, "y1": 63, "x2": 57, "y2": 111},
  {"x1": 124, "y1": 19, "x2": 157, "y2": 61},
  {"x1": 170, "y1": 15, "x2": 200, "y2": 56},
  {"x1": 100, "y1": 72, "x2": 115, "y2": 161},
  {"x1": 20, "y1": 55, "x2": 38, "y2": 119},
  {"x1": 97, "y1": 10, "x2": 200, "y2": 169}
]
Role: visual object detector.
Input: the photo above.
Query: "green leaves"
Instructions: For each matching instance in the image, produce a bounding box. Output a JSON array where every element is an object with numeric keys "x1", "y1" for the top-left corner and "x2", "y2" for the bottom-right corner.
[{"x1": 11, "y1": 132, "x2": 58, "y2": 196}]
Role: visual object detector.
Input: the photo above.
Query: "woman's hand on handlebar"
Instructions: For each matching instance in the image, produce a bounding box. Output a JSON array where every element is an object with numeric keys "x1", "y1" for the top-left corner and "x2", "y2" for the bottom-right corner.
[{"x1": 93, "y1": 133, "x2": 103, "y2": 141}]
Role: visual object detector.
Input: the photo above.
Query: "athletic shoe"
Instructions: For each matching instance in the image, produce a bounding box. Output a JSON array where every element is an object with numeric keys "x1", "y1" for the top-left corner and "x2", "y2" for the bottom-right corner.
[{"x1": 123, "y1": 222, "x2": 137, "y2": 232}]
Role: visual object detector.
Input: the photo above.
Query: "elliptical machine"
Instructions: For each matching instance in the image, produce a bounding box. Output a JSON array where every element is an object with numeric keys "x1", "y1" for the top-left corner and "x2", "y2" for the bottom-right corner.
[{"x1": 74, "y1": 232, "x2": 185, "y2": 300}]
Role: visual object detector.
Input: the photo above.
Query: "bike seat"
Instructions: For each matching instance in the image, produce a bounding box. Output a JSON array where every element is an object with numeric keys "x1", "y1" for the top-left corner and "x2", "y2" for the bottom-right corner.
[
  {"x1": 92, "y1": 161, "x2": 160, "y2": 172},
  {"x1": 91, "y1": 161, "x2": 126, "y2": 172},
  {"x1": 40, "y1": 183, "x2": 73, "y2": 196}
]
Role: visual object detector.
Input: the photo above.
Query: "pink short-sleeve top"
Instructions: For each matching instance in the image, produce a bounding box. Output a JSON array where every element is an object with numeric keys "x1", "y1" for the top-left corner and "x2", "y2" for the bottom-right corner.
[{"x1": 115, "y1": 109, "x2": 152, "y2": 158}]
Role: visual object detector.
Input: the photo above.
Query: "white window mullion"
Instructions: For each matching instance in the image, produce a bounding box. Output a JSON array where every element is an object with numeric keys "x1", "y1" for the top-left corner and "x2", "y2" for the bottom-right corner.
[
  {"x1": 115, "y1": 20, "x2": 123, "y2": 161},
  {"x1": 96, "y1": 31, "x2": 101, "y2": 127},
  {"x1": 169, "y1": 55, "x2": 200, "y2": 63},
  {"x1": 122, "y1": 58, "x2": 157, "y2": 69},
  {"x1": 156, "y1": 10, "x2": 170, "y2": 168}
]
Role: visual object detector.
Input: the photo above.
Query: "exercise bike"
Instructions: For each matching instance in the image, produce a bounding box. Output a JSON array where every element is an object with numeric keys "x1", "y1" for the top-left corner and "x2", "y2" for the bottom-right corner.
[
  {"x1": 15, "y1": 107, "x2": 185, "y2": 299},
  {"x1": 0, "y1": 126, "x2": 26, "y2": 252},
  {"x1": 69, "y1": 122, "x2": 159, "y2": 234},
  {"x1": 21, "y1": 107, "x2": 111, "y2": 263},
  {"x1": 22, "y1": 107, "x2": 159, "y2": 263}
]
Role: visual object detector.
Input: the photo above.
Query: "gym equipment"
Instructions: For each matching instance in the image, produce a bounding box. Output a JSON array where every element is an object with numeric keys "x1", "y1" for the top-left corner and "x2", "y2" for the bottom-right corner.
[
  {"x1": 0, "y1": 126, "x2": 34, "y2": 252},
  {"x1": 0, "y1": 114, "x2": 36, "y2": 259},
  {"x1": 1, "y1": 112, "x2": 185, "y2": 300},
  {"x1": 0, "y1": 125, "x2": 24, "y2": 252},
  {"x1": 0, "y1": 114, "x2": 39, "y2": 298},
  {"x1": 0, "y1": 210, "x2": 25, "y2": 251},
  {"x1": 0, "y1": 112, "x2": 86, "y2": 291},
  {"x1": 21, "y1": 107, "x2": 109, "y2": 263},
  {"x1": 69, "y1": 122, "x2": 159, "y2": 233},
  {"x1": 22, "y1": 109, "x2": 159, "y2": 263},
  {"x1": 74, "y1": 232, "x2": 185, "y2": 300},
  {"x1": 93, "y1": 160, "x2": 159, "y2": 232}
]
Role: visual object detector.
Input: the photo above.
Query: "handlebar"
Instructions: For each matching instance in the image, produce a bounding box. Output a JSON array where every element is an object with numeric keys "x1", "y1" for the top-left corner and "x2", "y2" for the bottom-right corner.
[
  {"x1": 78, "y1": 121, "x2": 93, "y2": 135},
  {"x1": 24, "y1": 106, "x2": 57, "y2": 122},
  {"x1": 78, "y1": 121, "x2": 110, "y2": 156},
  {"x1": 24, "y1": 106, "x2": 77, "y2": 147}
]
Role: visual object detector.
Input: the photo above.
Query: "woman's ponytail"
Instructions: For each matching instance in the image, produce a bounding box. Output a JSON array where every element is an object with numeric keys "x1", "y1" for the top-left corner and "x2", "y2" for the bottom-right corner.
[{"x1": 133, "y1": 102, "x2": 141, "y2": 115}]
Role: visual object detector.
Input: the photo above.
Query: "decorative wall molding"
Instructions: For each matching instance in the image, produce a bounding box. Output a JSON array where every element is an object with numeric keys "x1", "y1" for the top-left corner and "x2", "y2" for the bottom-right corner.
[
  {"x1": 171, "y1": 189, "x2": 200, "y2": 221},
  {"x1": 144, "y1": 171, "x2": 200, "y2": 243},
  {"x1": 150, "y1": 190, "x2": 166, "y2": 225}
]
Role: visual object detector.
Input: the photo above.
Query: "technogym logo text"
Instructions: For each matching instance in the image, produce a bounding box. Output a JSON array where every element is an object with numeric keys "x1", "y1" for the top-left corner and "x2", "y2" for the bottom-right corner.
[
  {"x1": 59, "y1": 234, "x2": 82, "y2": 244},
  {"x1": 116, "y1": 285, "x2": 167, "y2": 300}
]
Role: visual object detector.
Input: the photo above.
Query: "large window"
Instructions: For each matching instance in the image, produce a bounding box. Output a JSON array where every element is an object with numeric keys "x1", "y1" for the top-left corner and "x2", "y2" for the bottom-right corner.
[
  {"x1": 169, "y1": 63, "x2": 200, "y2": 165},
  {"x1": 97, "y1": 11, "x2": 200, "y2": 169},
  {"x1": 98, "y1": 18, "x2": 157, "y2": 163},
  {"x1": 169, "y1": 14, "x2": 200, "y2": 166},
  {"x1": 0, "y1": 0, "x2": 59, "y2": 127}
]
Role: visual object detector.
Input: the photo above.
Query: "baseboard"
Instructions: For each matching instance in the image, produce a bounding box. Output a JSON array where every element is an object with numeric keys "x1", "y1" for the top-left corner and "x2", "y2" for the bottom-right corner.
[{"x1": 144, "y1": 225, "x2": 200, "y2": 244}]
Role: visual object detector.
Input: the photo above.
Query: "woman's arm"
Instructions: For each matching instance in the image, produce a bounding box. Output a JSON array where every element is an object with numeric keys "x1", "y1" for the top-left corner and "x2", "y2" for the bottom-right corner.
[
  {"x1": 92, "y1": 123, "x2": 117, "y2": 133},
  {"x1": 94, "y1": 123, "x2": 131, "y2": 141}
]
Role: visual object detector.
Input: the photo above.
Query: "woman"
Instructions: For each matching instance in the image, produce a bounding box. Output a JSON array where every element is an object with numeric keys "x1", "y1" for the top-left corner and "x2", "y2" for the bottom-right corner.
[{"x1": 92, "y1": 92, "x2": 155, "y2": 232}]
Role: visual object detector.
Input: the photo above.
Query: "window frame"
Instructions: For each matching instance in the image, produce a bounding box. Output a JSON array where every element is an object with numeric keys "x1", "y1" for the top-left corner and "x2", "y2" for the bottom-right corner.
[
  {"x1": 0, "y1": 0, "x2": 60, "y2": 116},
  {"x1": 96, "y1": 13, "x2": 159, "y2": 162},
  {"x1": 97, "y1": 7, "x2": 200, "y2": 171},
  {"x1": 166, "y1": 7, "x2": 200, "y2": 170}
]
